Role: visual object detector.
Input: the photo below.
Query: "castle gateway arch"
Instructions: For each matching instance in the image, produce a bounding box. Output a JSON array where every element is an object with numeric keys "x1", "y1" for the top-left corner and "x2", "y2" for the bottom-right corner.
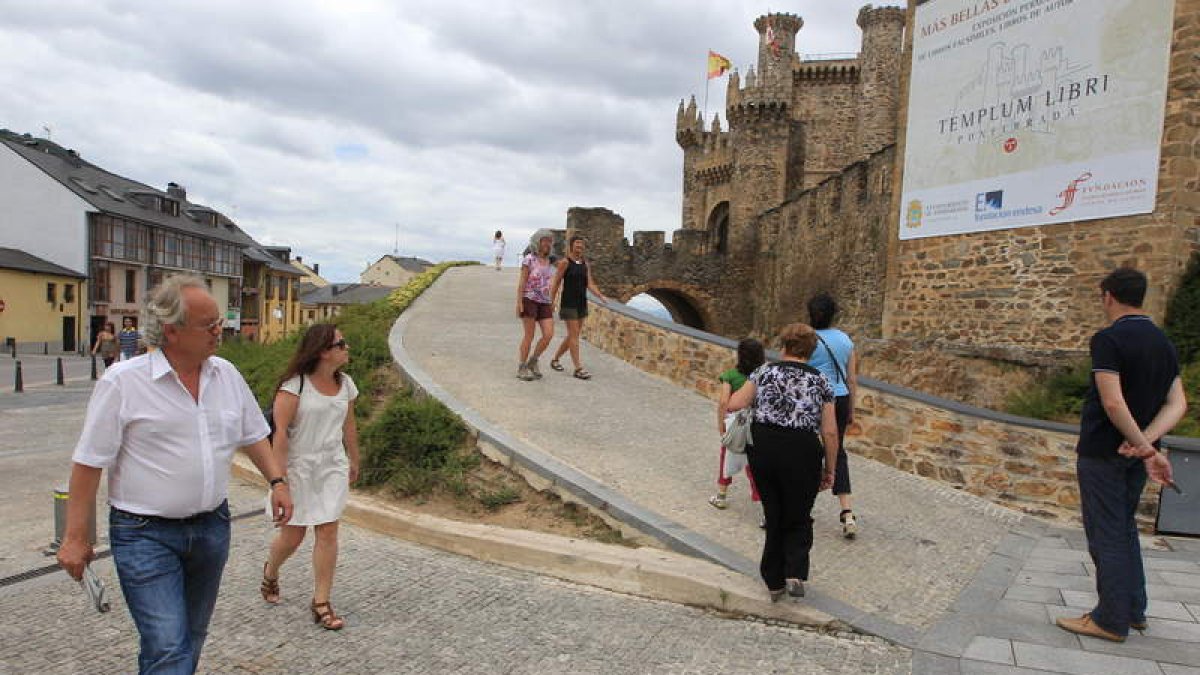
[{"x1": 623, "y1": 282, "x2": 713, "y2": 331}]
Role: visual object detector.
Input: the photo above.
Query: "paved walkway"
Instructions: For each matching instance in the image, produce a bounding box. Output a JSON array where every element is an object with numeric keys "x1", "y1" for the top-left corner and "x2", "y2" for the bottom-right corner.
[
  {"x1": 398, "y1": 266, "x2": 1200, "y2": 674},
  {"x1": 0, "y1": 388, "x2": 908, "y2": 674}
]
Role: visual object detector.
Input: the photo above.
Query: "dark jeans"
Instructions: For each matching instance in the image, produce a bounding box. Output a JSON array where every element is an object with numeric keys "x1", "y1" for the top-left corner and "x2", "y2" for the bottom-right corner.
[
  {"x1": 1076, "y1": 454, "x2": 1148, "y2": 637},
  {"x1": 747, "y1": 423, "x2": 825, "y2": 589},
  {"x1": 833, "y1": 395, "x2": 852, "y2": 496},
  {"x1": 109, "y1": 501, "x2": 232, "y2": 674}
]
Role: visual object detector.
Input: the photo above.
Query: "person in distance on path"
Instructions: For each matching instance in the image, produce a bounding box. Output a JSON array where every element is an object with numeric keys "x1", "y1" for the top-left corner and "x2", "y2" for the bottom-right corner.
[
  {"x1": 1056, "y1": 267, "x2": 1185, "y2": 643},
  {"x1": 548, "y1": 236, "x2": 608, "y2": 380},
  {"x1": 260, "y1": 323, "x2": 360, "y2": 631},
  {"x1": 492, "y1": 230, "x2": 506, "y2": 271},
  {"x1": 515, "y1": 229, "x2": 556, "y2": 381},
  {"x1": 727, "y1": 323, "x2": 839, "y2": 602},
  {"x1": 58, "y1": 275, "x2": 292, "y2": 674}
]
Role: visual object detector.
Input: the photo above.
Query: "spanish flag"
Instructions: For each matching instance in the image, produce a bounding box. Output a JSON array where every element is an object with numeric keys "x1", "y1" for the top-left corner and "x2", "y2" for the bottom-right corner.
[{"x1": 707, "y1": 50, "x2": 732, "y2": 79}]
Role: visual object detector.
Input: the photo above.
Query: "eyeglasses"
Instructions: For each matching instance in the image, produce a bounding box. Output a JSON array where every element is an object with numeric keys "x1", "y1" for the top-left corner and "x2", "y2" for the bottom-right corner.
[
  {"x1": 330, "y1": 339, "x2": 348, "y2": 350},
  {"x1": 185, "y1": 318, "x2": 224, "y2": 334}
]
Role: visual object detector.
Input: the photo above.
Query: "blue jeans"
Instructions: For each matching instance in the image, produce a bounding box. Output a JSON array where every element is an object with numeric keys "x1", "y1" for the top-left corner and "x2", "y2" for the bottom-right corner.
[
  {"x1": 1077, "y1": 454, "x2": 1148, "y2": 637},
  {"x1": 109, "y1": 501, "x2": 231, "y2": 675}
]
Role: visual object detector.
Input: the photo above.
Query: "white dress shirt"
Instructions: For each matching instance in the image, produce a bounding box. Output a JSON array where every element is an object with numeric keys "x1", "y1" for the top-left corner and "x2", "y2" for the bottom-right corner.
[{"x1": 73, "y1": 349, "x2": 270, "y2": 518}]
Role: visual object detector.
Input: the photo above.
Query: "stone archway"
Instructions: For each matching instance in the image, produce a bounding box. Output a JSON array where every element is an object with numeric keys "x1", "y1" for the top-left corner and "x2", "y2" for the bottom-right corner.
[{"x1": 621, "y1": 280, "x2": 715, "y2": 332}]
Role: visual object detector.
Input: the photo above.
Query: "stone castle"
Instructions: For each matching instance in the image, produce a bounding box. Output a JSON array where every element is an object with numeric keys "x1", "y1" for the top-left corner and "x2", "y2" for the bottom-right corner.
[{"x1": 568, "y1": 1, "x2": 1198, "y2": 403}]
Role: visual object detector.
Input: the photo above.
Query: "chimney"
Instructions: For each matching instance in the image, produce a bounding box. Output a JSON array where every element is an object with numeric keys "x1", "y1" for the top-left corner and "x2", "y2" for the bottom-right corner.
[
  {"x1": 295, "y1": 256, "x2": 303, "y2": 264},
  {"x1": 166, "y1": 182, "x2": 187, "y2": 200},
  {"x1": 313, "y1": 263, "x2": 319, "y2": 275}
]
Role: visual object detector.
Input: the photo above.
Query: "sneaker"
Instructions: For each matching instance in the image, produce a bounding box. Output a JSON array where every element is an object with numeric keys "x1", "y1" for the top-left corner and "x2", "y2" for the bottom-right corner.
[
  {"x1": 786, "y1": 578, "x2": 805, "y2": 598},
  {"x1": 517, "y1": 364, "x2": 534, "y2": 381},
  {"x1": 528, "y1": 359, "x2": 543, "y2": 379},
  {"x1": 1056, "y1": 613, "x2": 1125, "y2": 642},
  {"x1": 708, "y1": 495, "x2": 728, "y2": 510},
  {"x1": 841, "y1": 512, "x2": 858, "y2": 539}
]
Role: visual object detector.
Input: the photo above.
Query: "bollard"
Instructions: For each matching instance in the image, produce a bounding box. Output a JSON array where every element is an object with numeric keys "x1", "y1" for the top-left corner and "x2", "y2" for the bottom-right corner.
[
  {"x1": 91, "y1": 354, "x2": 98, "y2": 380},
  {"x1": 56, "y1": 357, "x2": 64, "y2": 385},
  {"x1": 52, "y1": 484, "x2": 97, "y2": 552},
  {"x1": 14, "y1": 360, "x2": 22, "y2": 393}
]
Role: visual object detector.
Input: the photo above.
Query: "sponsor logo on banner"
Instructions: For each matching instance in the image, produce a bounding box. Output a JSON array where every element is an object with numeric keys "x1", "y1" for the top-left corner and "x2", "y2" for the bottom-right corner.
[
  {"x1": 1048, "y1": 172, "x2": 1092, "y2": 216},
  {"x1": 906, "y1": 200, "x2": 924, "y2": 229},
  {"x1": 975, "y1": 190, "x2": 1003, "y2": 213}
]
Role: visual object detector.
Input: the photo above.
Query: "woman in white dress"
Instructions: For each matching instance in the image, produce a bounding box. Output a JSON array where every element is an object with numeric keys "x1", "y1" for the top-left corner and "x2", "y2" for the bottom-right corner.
[{"x1": 260, "y1": 323, "x2": 359, "y2": 630}]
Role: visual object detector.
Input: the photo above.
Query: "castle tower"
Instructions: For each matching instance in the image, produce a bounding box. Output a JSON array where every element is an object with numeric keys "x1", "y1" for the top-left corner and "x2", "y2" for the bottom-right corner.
[
  {"x1": 722, "y1": 13, "x2": 805, "y2": 259},
  {"x1": 855, "y1": 5, "x2": 906, "y2": 160}
]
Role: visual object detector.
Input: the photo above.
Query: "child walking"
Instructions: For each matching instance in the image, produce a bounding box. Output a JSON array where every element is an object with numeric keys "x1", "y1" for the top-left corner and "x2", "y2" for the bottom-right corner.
[{"x1": 709, "y1": 338, "x2": 765, "y2": 514}]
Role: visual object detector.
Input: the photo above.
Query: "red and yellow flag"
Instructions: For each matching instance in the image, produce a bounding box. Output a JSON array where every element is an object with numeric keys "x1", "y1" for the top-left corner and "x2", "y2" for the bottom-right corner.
[{"x1": 707, "y1": 50, "x2": 732, "y2": 79}]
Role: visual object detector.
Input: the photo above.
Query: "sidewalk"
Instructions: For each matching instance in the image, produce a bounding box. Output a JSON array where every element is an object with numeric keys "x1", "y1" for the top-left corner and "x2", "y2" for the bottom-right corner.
[{"x1": 397, "y1": 266, "x2": 1200, "y2": 674}]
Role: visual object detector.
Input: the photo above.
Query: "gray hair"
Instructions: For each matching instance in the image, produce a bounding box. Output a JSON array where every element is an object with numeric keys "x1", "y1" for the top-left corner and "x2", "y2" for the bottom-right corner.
[{"x1": 141, "y1": 275, "x2": 210, "y2": 347}]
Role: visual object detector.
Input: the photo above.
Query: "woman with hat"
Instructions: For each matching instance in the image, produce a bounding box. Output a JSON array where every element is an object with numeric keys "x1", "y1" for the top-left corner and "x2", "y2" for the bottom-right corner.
[{"x1": 515, "y1": 229, "x2": 556, "y2": 381}]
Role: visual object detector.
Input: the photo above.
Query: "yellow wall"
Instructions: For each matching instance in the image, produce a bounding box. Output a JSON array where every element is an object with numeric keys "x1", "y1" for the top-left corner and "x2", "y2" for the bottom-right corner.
[
  {"x1": 361, "y1": 259, "x2": 416, "y2": 286},
  {"x1": 258, "y1": 273, "x2": 301, "y2": 344},
  {"x1": 0, "y1": 268, "x2": 87, "y2": 351}
]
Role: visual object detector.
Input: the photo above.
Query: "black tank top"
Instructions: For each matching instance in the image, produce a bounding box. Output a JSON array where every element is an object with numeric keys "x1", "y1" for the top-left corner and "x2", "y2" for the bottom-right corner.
[{"x1": 562, "y1": 258, "x2": 588, "y2": 309}]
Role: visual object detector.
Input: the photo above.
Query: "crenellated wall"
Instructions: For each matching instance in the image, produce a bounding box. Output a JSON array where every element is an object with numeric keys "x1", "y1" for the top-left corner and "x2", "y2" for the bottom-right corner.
[
  {"x1": 580, "y1": 297, "x2": 1199, "y2": 531},
  {"x1": 750, "y1": 145, "x2": 896, "y2": 341}
]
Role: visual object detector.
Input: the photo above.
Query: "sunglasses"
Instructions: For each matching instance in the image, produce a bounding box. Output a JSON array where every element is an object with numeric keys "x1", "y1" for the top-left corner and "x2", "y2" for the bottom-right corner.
[{"x1": 330, "y1": 339, "x2": 348, "y2": 350}]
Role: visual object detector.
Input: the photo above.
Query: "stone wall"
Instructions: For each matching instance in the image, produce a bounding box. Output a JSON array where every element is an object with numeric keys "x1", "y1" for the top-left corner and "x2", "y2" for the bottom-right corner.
[
  {"x1": 580, "y1": 298, "x2": 1198, "y2": 530},
  {"x1": 883, "y1": 0, "x2": 1200, "y2": 352},
  {"x1": 750, "y1": 146, "x2": 896, "y2": 341}
]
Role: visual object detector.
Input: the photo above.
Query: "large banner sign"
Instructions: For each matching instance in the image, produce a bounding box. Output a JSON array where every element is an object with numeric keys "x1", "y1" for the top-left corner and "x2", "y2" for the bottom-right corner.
[{"x1": 899, "y1": 0, "x2": 1175, "y2": 240}]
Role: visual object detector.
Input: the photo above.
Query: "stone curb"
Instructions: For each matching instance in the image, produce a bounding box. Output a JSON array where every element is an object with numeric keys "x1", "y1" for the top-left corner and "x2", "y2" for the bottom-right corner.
[{"x1": 230, "y1": 456, "x2": 840, "y2": 631}]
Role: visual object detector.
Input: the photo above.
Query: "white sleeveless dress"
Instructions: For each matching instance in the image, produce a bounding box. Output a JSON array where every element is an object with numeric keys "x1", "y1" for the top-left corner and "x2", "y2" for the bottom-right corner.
[{"x1": 271, "y1": 374, "x2": 358, "y2": 526}]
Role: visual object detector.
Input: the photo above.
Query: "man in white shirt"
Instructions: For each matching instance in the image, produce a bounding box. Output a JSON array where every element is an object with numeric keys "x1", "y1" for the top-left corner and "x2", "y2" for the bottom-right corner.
[{"x1": 57, "y1": 276, "x2": 293, "y2": 674}]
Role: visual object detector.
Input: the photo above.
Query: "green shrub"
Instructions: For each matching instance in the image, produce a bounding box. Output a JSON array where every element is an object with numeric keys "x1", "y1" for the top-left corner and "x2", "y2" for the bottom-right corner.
[
  {"x1": 1005, "y1": 360, "x2": 1091, "y2": 423},
  {"x1": 1173, "y1": 361, "x2": 1200, "y2": 439},
  {"x1": 357, "y1": 390, "x2": 473, "y2": 496},
  {"x1": 1165, "y1": 253, "x2": 1200, "y2": 365}
]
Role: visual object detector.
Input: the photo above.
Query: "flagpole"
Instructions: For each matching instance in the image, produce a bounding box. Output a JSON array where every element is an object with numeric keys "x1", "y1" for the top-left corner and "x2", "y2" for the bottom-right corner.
[{"x1": 702, "y1": 50, "x2": 710, "y2": 124}]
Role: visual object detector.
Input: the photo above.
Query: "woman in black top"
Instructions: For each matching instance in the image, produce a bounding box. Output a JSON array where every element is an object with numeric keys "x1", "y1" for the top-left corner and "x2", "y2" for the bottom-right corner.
[
  {"x1": 549, "y1": 237, "x2": 607, "y2": 380},
  {"x1": 727, "y1": 323, "x2": 839, "y2": 601}
]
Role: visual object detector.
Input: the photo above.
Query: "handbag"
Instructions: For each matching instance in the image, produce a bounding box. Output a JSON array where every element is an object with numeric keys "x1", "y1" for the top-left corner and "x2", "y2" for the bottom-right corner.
[{"x1": 721, "y1": 407, "x2": 755, "y2": 454}]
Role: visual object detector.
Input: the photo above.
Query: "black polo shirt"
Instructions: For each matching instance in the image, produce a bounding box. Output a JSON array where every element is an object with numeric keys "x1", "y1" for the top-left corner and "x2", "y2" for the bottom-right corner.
[{"x1": 1076, "y1": 315, "x2": 1180, "y2": 457}]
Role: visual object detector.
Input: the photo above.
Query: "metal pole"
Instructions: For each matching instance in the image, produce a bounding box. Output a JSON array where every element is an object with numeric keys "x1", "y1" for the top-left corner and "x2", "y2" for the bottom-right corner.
[
  {"x1": 56, "y1": 357, "x2": 64, "y2": 386},
  {"x1": 43, "y1": 342, "x2": 48, "y2": 355},
  {"x1": 14, "y1": 360, "x2": 23, "y2": 393},
  {"x1": 91, "y1": 354, "x2": 98, "y2": 380}
]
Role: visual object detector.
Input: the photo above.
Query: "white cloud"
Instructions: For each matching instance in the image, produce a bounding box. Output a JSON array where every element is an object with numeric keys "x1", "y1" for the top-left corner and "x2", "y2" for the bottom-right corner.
[{"x1": 0, "y1": 0, "x2": 900, "y2": 282}]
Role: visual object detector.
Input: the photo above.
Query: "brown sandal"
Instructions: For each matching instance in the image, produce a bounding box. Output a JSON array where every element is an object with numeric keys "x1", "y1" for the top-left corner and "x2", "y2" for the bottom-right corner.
[
  {"x1": 311, "y1": 601, "x2": 345, "y2": 630},
  {"x1": 260, "y1": 562, "x2": 280, "y2": 605}
]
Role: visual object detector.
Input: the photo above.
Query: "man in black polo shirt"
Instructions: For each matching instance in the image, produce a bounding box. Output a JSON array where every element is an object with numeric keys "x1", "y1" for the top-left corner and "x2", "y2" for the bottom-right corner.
[{"x1": 1057, "y1": 267, "x2": 1187, "y2": 643}]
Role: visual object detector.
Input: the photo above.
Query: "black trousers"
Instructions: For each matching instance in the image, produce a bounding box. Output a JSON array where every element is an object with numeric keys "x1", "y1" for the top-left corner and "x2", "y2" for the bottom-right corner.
[
  {"x1": 746, "y1": 422, "x2": 825, "y2": 589},
  {"x1": 833, "y1": 395, "x2": 852, "y2": 496}
]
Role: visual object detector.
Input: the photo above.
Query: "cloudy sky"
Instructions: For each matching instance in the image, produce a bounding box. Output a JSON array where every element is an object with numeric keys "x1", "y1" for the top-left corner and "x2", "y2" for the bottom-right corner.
[{"x1": 0, "y1": 0, "x2": 900, "y2": 282}]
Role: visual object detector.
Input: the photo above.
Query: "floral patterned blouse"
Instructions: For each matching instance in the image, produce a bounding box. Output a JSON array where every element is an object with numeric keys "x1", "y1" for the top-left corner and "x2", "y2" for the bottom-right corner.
[{"x1": 748, "y1": 361, "x2": 833, "y2": 433}]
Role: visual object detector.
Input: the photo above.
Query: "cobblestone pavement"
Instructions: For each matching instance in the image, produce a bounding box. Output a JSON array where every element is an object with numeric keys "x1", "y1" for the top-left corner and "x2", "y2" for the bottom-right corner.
[
  {"x1": 0, "y1": 374, "x2": 911, "y2": 674},
  {"x1": 400, "y1": 267, "x2": 1200, "y2": 674},
  {"x1": 400, "y1": 267, "x2": 1022, "y2": 630}
]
